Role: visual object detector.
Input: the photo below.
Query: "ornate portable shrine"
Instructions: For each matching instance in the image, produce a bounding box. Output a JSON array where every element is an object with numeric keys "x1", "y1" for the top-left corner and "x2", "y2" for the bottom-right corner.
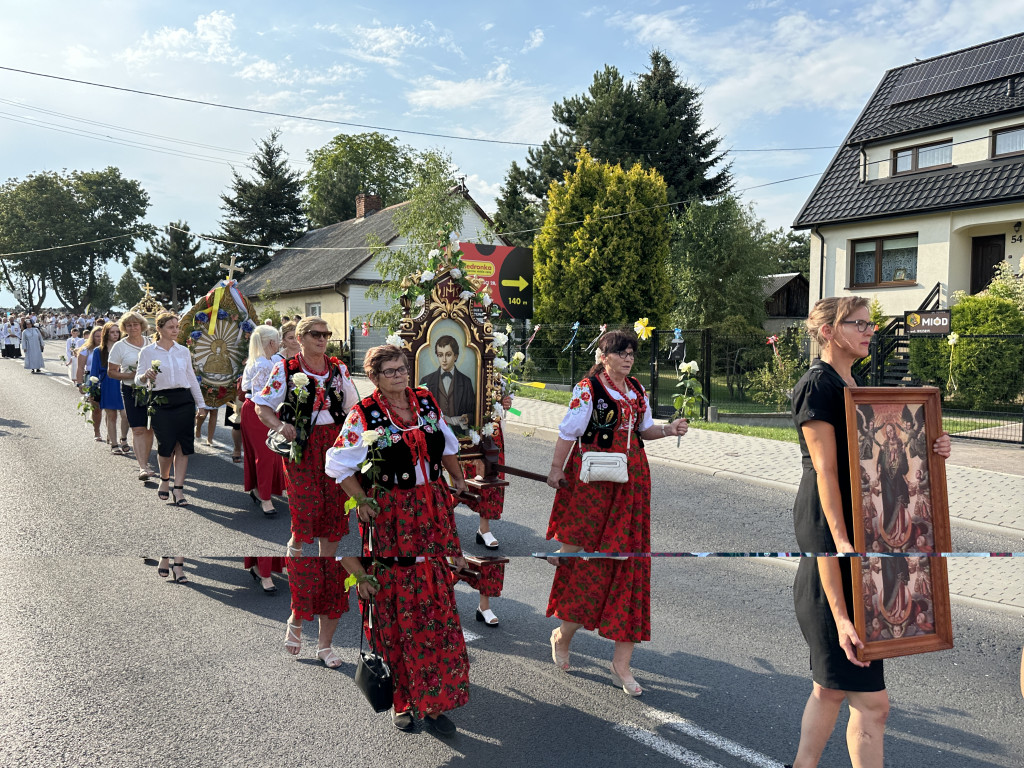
[
  {"x1": 129, "y1": 283, "x2": 167, "y2": 329},
  {"x1": 177, "y1": 261, "x2": 259, "y2": 408}
]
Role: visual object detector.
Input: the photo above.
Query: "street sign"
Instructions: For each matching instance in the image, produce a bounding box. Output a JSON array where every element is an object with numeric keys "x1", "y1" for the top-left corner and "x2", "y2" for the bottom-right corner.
[
  {"x1": 904, "y1": 310, "x2": 951, "y2": 335},
  {"x1": 459, "y1": 243, "x2": 533, "y2": 319}
]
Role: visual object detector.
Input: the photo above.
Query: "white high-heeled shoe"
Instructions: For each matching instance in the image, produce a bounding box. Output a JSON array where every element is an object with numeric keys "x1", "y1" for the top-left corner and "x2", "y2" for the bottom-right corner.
[{"x1": 610, "y1": 664, "x2": 643, "y2": 696}]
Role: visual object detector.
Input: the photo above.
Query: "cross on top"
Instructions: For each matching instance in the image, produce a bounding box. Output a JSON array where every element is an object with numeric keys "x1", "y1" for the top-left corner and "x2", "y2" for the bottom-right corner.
[
  {"x1": 219, "y1": 254, "x2": 245, "y2": 282},
  {"x1": 143, "y1": 282, "x2": 154, "y2": 295}
]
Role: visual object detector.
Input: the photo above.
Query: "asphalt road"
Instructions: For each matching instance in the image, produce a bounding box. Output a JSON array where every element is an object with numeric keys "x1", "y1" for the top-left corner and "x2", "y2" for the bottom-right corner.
[{"x1": 1, "y1": 354, "x2": 1022, "y2": 766}]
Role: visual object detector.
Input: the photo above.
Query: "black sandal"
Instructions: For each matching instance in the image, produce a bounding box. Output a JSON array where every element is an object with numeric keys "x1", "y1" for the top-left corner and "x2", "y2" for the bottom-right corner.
[
  {"x1": 157, "y1": 477, "x2": 171, "y2": 501},
  {"x1": 172, "y1": 561, "x2": 188, "y2": 583},
  {"x1": 173, "y1": 485, "x2": 188, "y2": 507},
  {"x1": 157, "y1": 557, "x2": 170, "y2": 578}
]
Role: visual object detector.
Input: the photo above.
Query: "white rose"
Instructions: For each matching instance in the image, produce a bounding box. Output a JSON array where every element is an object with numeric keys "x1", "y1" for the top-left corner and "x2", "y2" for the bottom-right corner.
[
  {"x1": 481, "y1": 423, "x2": 495, "y2": 437},
  {"x1": 420, "y1": 270, "x2": 435, "y2": 281},
  {"x1": 459, "y1": 290, "x2": 474, "y2": 301},
  {"x1": 292, "y1": 372, "x2": 310, "y2": 387},
  {"x1": 492, "y1": 402, "x2": 505, "y2": 419},
  {"x1": 428, "y1": 250, "x2": 440, "y2": 259},
  {"x1": 506, "y1": 323, "x2": 513, "y2": 333},
  {"x1": 385, "y1": 333, "x2": 403, "y2": 349},
  {"x1": 687, "y1": 360, "x2": 700, "y2": 374},
  {"x1": 481, "y1": 295, "x2": 492, "y2": 307},
  {"x1": 512, "y1": 351, "x2": 525, "y2": 365},
  {"x1": 492, "y1": 331, "x2": 508, "y2": 347},
  {"x1": 493, "y1": 357, "x2": 508, "y2": 370},
  {"x1": 361, "y1": 429, "x2": 380, "y2": 446},
  {"x1": 450, "y1": 268, "x2": 462, "y2": 279},
  {"x1": 947, "y1": 332, "x2": 959, "y2": 346},
  {"x1": 415, "y1": 295, "x2": 426, "y2": 306},
  {"x1": 89, "y1": 376, "x2": 99, "y2": 383},
  {"x1": 468, "y1": 429, "x2": 481, "y2": 445},
  {"x1": 151, "y1": 360, "x2": 161, "y2": 370}
]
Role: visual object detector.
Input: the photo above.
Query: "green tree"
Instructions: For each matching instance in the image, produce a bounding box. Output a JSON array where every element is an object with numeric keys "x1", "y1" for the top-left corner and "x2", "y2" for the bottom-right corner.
[
  {"x1": 518, "y1": 51, "x2": 731, "y2": 206},
  {"x1": 304, "y1": 131, "x2": 417, "y2": 228},
  {"x1": 761, "y1": 228, "x2": 810, "y2": 278},
  {"x1": 87, "y1": 270, "x2": 117, "y2": 314},
  {"x1": 669, "y1": 195, "x2": 774, "y2": 329},
  {"x1": 533, "y1": 150, "x2": 672, "y2": 327},
  {"x1": 0, "y1": 168, "x2": 150, "y2": 311},
  {"x1": 363, "y1": 150, "x2": 468, "y2": 330},
  {"x1": 133, "y1": 222, "x2": 217, "y2": 311},
  {"x1": 492, "y1": 162, "x2": 543, "y2": 247},
  {"x1": 114, "y1": 268, "x2": 144, "y2": 309},
  {"x1": 214, "y1": 129, "x2": 306, "y2": 273}
]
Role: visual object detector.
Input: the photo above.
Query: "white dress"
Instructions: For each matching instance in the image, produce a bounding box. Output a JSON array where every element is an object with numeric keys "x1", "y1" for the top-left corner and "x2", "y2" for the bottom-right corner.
[{"x1": 21, "y1": 327, "x2": 44, "y2": 369}]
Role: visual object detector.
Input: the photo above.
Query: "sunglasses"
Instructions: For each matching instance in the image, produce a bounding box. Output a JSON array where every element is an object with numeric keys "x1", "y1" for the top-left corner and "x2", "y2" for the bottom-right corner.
[
  {"x1": 380, "y1": 365, "x2": 409, "y2": 379},
  {"x1": 305, "y1": 330, "x2": 332, "y2": 340}
]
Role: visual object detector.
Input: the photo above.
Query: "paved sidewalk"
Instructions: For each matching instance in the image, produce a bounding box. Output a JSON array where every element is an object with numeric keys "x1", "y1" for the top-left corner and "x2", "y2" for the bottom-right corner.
[{"x1": 507, "y1": 398, "x2": 1024, "y2": 613}]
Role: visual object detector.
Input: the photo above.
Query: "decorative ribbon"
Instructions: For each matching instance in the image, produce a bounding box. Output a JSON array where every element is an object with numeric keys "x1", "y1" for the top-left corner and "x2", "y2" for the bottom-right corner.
[
  {"x1": 560, "y1": 321, "x2": 581, "y2": 353},
  {"x1": 585, "y1": 323, "x2": 608, "y2": 353}
]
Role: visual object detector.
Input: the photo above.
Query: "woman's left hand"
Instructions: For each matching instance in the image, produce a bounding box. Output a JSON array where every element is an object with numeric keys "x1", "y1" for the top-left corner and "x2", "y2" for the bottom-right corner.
[
  {"x1": 451, "y1": 555, "x2": 469, "y2": 573},
  {"x1": 932, "y1": 431, "x2": 951, "y2": 459},
  {"x1": 453, "y1": 478, "x2": 468, "y2": 495},
  {"x1": 356, "y1": 580, "x2": 378, "y2": 600},
  {"x1": 670, "y1": 418, "x2": 689, "y2": 438}
]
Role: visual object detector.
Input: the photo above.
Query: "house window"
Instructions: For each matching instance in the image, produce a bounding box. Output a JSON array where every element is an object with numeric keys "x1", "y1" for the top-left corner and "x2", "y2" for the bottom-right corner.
[
  {"x1": 305, "y1": 303, "x2": 321, "y2": 317},
  {"x1": 852, "y1": 235, "x2": 918, "y2": 287},
  {"x1": 891, "y1": 140, "x2": 952, "y2": 174},
  {"x1": 992, "y1": 125, "x2": 1024, "y2": 157}
]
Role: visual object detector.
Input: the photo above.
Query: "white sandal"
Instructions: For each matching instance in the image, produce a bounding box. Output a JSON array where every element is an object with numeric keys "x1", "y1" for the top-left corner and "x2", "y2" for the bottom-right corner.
[
  {"x1": 284, "y1": 622, "x2": 301, "y2": 654},
  {"x1": 317, "y1": 646, "x2": 342, "y2": 668}
]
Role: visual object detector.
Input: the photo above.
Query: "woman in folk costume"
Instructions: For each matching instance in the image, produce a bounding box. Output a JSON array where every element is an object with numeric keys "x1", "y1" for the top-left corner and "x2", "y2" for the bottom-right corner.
[
  {"x1": 282, "y1": 556, "x2": 350, "y2": 668},
  {"x1": 544, "y1": 329, "x2": 688, "y2": 697},
  {"x1": 240, "y1": 325, "x2": 287, "y2": 516},
  {"x1": 253, "y1": 316, "x2": 359, "y2": 556},
  {"x1": 20, "y1": 319, "x2": 44, "y2": 373},
  {"x1": 328, "y1": 345, "x2": 472, "y2": 736}
]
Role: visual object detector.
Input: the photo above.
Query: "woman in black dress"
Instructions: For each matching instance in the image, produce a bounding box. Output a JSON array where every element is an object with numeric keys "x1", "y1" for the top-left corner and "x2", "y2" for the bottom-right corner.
[{"x1": 788, "y1": 296, "x2": 950, "y2": 768}]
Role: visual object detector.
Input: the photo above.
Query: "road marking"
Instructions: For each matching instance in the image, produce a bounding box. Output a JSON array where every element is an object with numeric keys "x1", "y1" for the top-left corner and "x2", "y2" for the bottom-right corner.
[
  {"x1": 613, "y1": 724, "x2": 726, "y2": 767},
  {"x1": 462, "y1": 628, "x2": 481, "y2": 643},
  {"x1": 646, "y1": 707, "x2": 785, "y2": 768}
]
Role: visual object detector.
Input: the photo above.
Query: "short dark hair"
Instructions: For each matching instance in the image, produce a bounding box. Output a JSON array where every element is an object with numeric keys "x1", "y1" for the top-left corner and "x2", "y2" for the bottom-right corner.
[
  {"x1": 434, "y1": 335, "x2": 459, "y2": 357},
  {"x1": 587, "y1": 329, "x2": 639, "y2": 378}
]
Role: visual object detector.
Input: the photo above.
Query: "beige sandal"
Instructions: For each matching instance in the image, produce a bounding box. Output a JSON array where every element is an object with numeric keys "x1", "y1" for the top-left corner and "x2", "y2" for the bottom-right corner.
[
  {"x1": 284, "y1": 622, "x2": 301, "y2": 655},
  {"x1": 317, "y1": 646, "x2": 342, "y2": 668}
]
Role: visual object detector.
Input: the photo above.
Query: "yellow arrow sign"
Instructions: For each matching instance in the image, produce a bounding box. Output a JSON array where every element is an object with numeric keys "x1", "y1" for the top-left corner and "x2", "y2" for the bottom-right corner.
[{"x1": 501, "y1": 276, "x2": 529, "y2": 291}]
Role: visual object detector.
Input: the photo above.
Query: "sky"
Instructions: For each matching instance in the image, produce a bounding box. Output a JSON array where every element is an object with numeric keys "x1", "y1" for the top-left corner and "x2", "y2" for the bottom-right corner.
[{"x1": 1, "y1": 0, "x2": 1022, "y2": 307}]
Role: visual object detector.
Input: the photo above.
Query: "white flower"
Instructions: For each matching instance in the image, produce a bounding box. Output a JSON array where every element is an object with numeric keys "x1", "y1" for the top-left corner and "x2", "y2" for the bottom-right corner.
[
  {"x1": 506, "y1": 323, "x2": 513, "y2": 333},
  {"x1": 292, "y1": 372, "x2": 310, "y2": 387},
  {"x1": 361, "y1": 429, "x2": 380, "y2": 446},
  {"x1": 360, "y1": 461, "x2": 373, "y2": 474},
  {"x1": 415, "y1": 294, "x2": 426, "y2": 306},
  {"x1": 468, "y1": 429, "x2": 481, "y2": 445},
  {"x1": 481, "y1": 423, "x2": 495, "y2": 437},
  {"x1": 481, "y1": 295, "x2": 492, "y2": 307},
  {"x1": 459, "y1": 290, "x2": 474, "y2": 301},
  {"x1": 89, "y1": 376, "x2": 99, "y2": 383},
  {"x1": 450, "y1": 268, "x2": 462, "y2": 279},
  {"x1": 492, "y1": 402, "x2": 505, "y2": 419},
  {"x1": 493, "y1": 331, "x2": 508, "y2": 346},
  {"x1": 420, "y1": 270, "x2": 435, "y2": 281},
  {"x1": 687, "y1": 360, "x2": 700, "y2": 374},
  {"x1": 511, "y1": 351, "x2": 525, "y2": 365},
  {"x1": 428, "y1": 250, "x2": 440, "y2": 259},
  {"x1": 151, "y1": 360, "x2": 161, "y2": 370},
  {"x1": 385, "y1": 333, "x2": 403, "y2": 349},
  {"x1": 493, "y1": 357, "x2": 508, "y2": 370},
  {"x1": 947, "y1": 332, "x2": 959, "y2": 346}
]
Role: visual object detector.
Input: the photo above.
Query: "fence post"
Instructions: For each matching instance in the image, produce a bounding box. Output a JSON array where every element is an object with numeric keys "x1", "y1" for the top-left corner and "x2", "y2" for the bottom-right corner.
[
  {"x1": 569, "y1": 342, "x2": 576, "y2": 385},
  {"x1": 701, "y1": 328, "x2": 711, "y2": 419},
  {"x1": 649, "y1": 330, "x2": 659, "y2": 413}
]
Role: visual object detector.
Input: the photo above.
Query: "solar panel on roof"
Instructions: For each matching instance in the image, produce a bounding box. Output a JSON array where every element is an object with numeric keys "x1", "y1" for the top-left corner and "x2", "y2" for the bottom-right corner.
[{"x1": 889, "y1": 36, "x2": 1024, "y2": 105}]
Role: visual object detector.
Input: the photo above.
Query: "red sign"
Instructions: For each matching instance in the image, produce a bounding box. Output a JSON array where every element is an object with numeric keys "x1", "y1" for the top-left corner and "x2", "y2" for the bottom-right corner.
[{"x1": 458, "y1": 243, "x2": 533, "y2": 319}]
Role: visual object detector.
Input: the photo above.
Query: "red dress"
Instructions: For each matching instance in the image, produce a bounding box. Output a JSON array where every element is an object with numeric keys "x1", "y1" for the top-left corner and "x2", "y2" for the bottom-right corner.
[
  {"x1": 243, "y1": 556, "x2": 285, "y2": 579},
  {"x1": 285, "y1": 423, "x2": 349, "y2": 544},
  {"x1": 545, "y1": 376, "x2": 652, "y2": 643},
  {"x1": 460, "y1": 422, "x2": 506, "y2": 521},
  {"x1": 364, "y1": 558, "x2": 469, "y2": 717},
  {"x1": 240, "y1": 398, "x2": 287, "y2": 500},
  {"x1": 286, "y1": 557, "x2": 350, "y2": 621}
]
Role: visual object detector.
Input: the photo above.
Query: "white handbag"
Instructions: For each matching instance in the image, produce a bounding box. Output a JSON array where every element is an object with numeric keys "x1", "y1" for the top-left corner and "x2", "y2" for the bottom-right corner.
[{"x1": 578, "y1": 416, "x2": 631, "y2": 484}]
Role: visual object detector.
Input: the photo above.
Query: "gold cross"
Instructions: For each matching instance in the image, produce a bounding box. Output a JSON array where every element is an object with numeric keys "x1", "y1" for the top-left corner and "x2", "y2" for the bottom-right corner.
[
  {"x1": 143, "y1": 282, "x2": 154, "y2": 295},
  {"x1": 219, "y1": 254, "x2": 245, "y2": 282}
]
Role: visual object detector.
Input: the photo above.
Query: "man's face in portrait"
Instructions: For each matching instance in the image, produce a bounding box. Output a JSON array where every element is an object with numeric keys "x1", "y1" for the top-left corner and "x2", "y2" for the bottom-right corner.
[{"x1": 436, "y1": 343, "x2": 457, "y2": 372}]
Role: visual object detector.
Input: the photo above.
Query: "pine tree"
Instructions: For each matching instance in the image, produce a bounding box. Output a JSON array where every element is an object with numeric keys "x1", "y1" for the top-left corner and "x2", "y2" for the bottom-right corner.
[
  {"x1": 133, "y1": 222, "x2": 216, "y2": 311},
  {"x1": 215, "y1": 129, "x2": 306, "y2": 273},
  {"x1": 492, "y1": 162, "x2": 543, "y2": 248},
  {"x1": 114, "y1": 268, "x2": 144, "y2": 309}
]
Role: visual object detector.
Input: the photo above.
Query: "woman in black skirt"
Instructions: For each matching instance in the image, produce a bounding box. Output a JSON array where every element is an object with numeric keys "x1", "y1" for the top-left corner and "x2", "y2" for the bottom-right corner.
[
  {"x1": 788, "y1": 296, "x2": 950, "y2": 768},
  {"x1": 108, "y1": 311, "x2": 155, "y2": 479},
  {"x1": 135, "y1": 312, "x2": 205, "y2": 507}
]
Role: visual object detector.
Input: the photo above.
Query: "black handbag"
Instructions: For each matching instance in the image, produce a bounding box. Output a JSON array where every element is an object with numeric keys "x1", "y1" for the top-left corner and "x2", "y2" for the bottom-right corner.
[{"x1": 354, "y1": 596, "x2": 393, "y2": 712}]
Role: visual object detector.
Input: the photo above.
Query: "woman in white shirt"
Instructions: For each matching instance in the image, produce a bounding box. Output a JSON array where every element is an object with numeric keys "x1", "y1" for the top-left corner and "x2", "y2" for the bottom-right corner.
[
  {"x1": 108, "y1": 311, "x2": 155, "y2": 480},
  {"x1": 240, "y1": 325, "x2": 286, "y2": 515},
  {"x1": 135, "y1": 312, "x2": 205, "y2": 506}
]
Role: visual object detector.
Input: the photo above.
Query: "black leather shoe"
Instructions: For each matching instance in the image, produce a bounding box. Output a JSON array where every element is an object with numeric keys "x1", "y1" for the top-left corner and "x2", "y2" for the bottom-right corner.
[
  {"x1": 426, "y1": 713, "x2": 456, "y2": 736},
  {"x1": 392, "y1": 710, "x2": 415, "y2": 732}
]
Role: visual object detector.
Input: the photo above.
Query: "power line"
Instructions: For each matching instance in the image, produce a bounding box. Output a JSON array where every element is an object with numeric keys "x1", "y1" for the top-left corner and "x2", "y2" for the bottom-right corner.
[{"x1": 0, "y1": 231, "x2": 147, "y2": 258}]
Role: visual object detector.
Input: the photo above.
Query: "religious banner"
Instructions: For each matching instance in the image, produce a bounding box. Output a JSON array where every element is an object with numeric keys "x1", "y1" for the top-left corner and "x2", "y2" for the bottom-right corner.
[{"x1": 177, "y1": 258, "x2": 258, "y2": 407}]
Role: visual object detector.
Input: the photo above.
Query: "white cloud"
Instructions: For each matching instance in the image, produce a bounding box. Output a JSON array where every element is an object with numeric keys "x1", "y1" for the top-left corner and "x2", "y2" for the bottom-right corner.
[
  {"x1": 120, "y1": 11, "x2": 242, "y2": 67},
  {"x1": 407, "y1": 62, "x2": 515, "y2": 109},
  {"x1": 481, "y1": 22, "x2": 495, "y2": 32},
  {"x1": 746, "y1": 0, "x2": 783, "y2": 9},
  {"x1": 318, "y1": 21, "x2": 427, "y2": 66},
  {"x1": 63, "y1": 44, "x2": 104, "y2": 71},
  {"x1": 236, "y1": 59, "x2": 361, "y2": 87},
  {"x1": 521, "y1": 28, "x2": 544, "y2": 53},
  {"x1": 463, "y1": 172, "x2": 502, "y2": 204}
]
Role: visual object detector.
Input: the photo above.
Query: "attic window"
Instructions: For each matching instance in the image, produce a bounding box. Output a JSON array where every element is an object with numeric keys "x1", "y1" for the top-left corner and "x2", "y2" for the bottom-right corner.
[
  {"x1": 891, "y1": 139, "x2": 952, "y2": 175},
  {"x1": 992, "y1": 125, "x2": 1024, "y2": 158}
]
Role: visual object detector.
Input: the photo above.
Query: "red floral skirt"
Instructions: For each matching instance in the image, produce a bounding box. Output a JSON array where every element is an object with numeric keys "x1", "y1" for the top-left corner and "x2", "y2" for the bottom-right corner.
[
  {"x1": 546, "y1": 432, "x2": 651, "y2": 553},
  {"x1": 287, "y1": 557, "x2": 350, "y2": 621},
  {"x1": 243, "y1": 556, "x2": 285, "y2": 578},
  {"x1": 360, "y1": 481, "x2": 460, "y2": 557},
  {"x1": 284, "y1": 423, "x2": 349, "y2": 544},
  {"x1": 240, "y1": 399, "x2": 286, "y2": 500},
  {"x1": 454, "y1": 559, "x2": 506, "y2": 597},
  {"x1": 547, "y1": 556, "x2": 651, "y2": 643},
  {"x1": 459, "y1": 425, "x2": 505, "y2": 521},
  {"x1": 364, "y1": 558, "x2": 469, "y2": 717}
]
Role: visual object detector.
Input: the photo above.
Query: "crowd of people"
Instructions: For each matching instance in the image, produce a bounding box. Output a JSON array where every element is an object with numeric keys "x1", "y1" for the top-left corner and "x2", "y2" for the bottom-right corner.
[{"x1": 11, "y1": 294, "x2": 970, "y2": 765}]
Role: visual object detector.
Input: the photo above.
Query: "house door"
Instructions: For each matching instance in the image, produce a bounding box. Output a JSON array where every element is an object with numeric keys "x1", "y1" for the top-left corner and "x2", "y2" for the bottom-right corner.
[{"x1": 970, "y1": 235, "x2": 1004, "y2": 294}]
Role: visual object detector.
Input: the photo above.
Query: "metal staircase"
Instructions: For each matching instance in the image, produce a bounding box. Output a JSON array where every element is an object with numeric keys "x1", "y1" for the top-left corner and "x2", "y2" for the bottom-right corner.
[{"x1": 854, "y1": 282, "x2": 942, "y2": 385}]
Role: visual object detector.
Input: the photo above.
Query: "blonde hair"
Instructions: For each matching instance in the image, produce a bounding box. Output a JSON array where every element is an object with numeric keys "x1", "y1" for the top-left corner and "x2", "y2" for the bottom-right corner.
[
  {"x1": 295, "y1": 316, "x2": 328, "y2": 338},
  {"x1": 247, "y1": 324, "x2": 281, "y2": 364},
  {"x1": 117, "y1": 310, "x2": 149, "y2": 337},
  {"x1": 805, "y1": 296, "x2": 871, "y2": 346},
  {"x1": 83, "y1": 325, "x2": 104, "y2": 351}
]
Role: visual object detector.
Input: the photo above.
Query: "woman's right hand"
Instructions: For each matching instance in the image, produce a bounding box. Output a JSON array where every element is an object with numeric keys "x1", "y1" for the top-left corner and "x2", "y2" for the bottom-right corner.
[
  {"x1": 836, "y1": 617, "x2": 869, "y2": 667},
  {"x1": 835, "y1": 539, "x2": 856, "y2": 554},
  {"x1": 277, "y1": 423, "x2": 297, "y2": 441},
  {"x1": 144, "y1": 368, "x2": 158, "y2": 383},
  {"x1": 547, "y1": 467, "x2": 566, "y2": 489},
  {"x1": 356, "y1": 580, "x2": 378, "y2": 600},
  {"x1": 356, "y1": 503, "x2": 377, "y2": 523}
]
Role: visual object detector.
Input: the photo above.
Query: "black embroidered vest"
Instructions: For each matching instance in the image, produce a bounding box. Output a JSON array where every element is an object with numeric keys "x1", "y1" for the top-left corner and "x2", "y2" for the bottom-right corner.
[
  {"x1": 354, "y1": 387, "x2": 446, "y2": 491},
  {"x1": 580, "y1": 376, "x2": 645, "y2": 450},
  {"x1": 281, "y1": 356, "x2": 349, "y2": 446}
]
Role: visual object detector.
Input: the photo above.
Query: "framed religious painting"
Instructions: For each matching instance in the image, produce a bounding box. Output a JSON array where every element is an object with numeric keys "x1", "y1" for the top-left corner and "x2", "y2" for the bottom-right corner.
[
  {"x1": 395, "y1": 256, "x2": 503, "y2": 463},
  {"x1": 844, "y1": 386, "x2": 954, "y2": 661}
]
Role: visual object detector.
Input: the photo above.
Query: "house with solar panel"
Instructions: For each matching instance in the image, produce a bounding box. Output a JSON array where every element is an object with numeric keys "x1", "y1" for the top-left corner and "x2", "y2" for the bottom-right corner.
[{"x1": 794, "y1": 33, "x2": 1024, "y2": 316}]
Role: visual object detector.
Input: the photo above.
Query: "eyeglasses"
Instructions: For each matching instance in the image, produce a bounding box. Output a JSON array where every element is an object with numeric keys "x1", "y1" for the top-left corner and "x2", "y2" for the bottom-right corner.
[
  {"x1": 840, "y1": 320, "x2": 878, "y2": 333},
  {"x1": 380, "y1": 365, "x2": 409, "y2": 379},
  {"x1": 612, "y1": 350, "x2": 636, "y2": 360},
  {"x1": 305, "y1": 330, "x2": 332, "y2": 340}
]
